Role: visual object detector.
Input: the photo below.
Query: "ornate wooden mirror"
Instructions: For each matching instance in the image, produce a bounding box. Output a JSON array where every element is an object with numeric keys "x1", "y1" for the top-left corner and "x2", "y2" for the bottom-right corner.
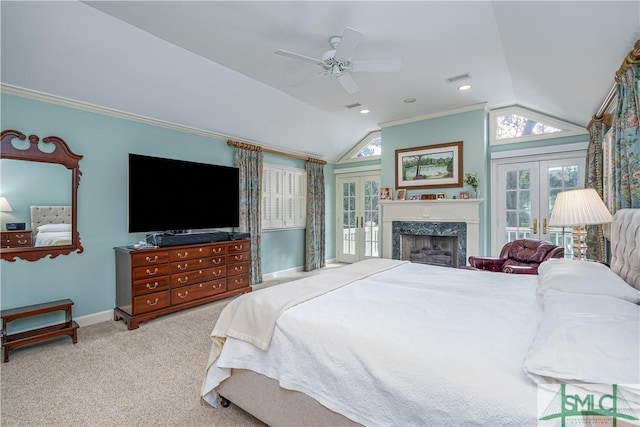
[{"x1": 1, "y1": 129, "x2": 83, "y2": 262}]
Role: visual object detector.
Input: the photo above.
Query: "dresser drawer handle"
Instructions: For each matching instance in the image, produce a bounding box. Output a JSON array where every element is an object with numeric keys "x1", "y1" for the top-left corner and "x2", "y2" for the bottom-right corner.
[
  {"x1": 234, "y1": 255, "x2": 243, "y2": 261},
  {"x1": 212, "y1": 258, "x2": 222, "y2": 265},
  {"x1": 213, "y1": 270, "x2": 222, "y2": 277},
  {"x1": 18, "y1": 239, "x2": 28, "y2": 244},
  {"x1": 234, "y1": 244, "x2": 243, "y2": 250},
  {"x1": 145, "y1": 268, "x2": 158, "y2": 276},
  {"x1": 213, "y1": 283, "x2": 222, "y2": 290},
  {"x1": 234, "y1": 278, "x2": 244, "y2": 285},
  {"x1": 178, "y1": 252, "x2": 188, "y2": 259},
  {"x1": 146, "y1": 282, "x2": 159, "y2": 290},
  {"x1": 213, "y1": 248, "x2": 222, "y2": 254},
  {"x1": 16, "y1": 234, "x2": 26, "y2": 238},
  {"x1": 234, "y1": 266, "x2": 243, "y2": 272},
  {"x1": 145, "y1": 255, "x2": 158, "y2": 263},
  {"x1": 177, "y1": 277, "x2": 188, "y2": 284},
  {"x1": 147, "y1": 298, "x2": 159, "y2": 306},
  {"x1": 177, "y1": 263, "x2": 188, "y2": 270},
  {"x1": 177, "y1": 291, "x2": 189, "y2": 299}
]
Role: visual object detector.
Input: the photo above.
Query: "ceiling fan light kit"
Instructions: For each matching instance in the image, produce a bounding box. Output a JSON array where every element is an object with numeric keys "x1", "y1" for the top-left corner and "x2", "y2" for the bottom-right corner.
[{"x1": 275, "y1": 27, "x2": 401, "y2": 95}]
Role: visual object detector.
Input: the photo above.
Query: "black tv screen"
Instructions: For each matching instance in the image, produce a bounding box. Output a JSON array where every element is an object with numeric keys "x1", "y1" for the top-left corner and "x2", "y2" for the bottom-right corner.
[{"x1": 128, "y1": 154, "x2": 239, "y2": 233}]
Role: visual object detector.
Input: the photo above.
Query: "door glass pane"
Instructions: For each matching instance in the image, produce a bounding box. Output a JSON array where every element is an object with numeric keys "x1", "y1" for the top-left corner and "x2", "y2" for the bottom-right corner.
[
  {"x1": 342, "y1": 182, "x2": 356, "y2": 256},
  {"x1": 506, "y1": 170, "x2": 517, "y2": 190},
  {"x1": 363, "y1": 179, "x2": 379, "y2": 257},
  {"x1": 547, "y1": 164, "x2": 581, "y2": 259}
]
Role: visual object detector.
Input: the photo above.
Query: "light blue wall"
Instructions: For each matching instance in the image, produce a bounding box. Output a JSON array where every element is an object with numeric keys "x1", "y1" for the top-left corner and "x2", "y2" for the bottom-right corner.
[
  {"x1": 381, "y1": 108, "x2": 489, "y2": 252},
  {"x1": 0, "y1": 93, "x2": 336, "y2": 321}
]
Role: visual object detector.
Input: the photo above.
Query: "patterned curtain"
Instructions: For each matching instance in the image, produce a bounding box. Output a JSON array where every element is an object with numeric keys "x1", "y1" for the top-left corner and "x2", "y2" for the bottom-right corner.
[
  {"x1": 611, "y1": 63, "x2": 640, "y2": 210},
  {"x1": 305, "y1": 161, "x2": 325, "y2": 271},
  {"x1": 234, "y1": 147, "x2": 263, "y2": 285},
  {"x1": 584, "y1": 120, "x2": 606, "y2": 261}
]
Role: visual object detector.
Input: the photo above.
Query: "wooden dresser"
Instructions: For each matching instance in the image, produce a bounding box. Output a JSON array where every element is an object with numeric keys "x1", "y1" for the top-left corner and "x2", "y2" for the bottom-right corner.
[
  {"x1": 114, "y1": 239, "x2": 251, "y2": 330},
  {"x1": 1, "y1": 230, "x2": 32, "y2": 249}
]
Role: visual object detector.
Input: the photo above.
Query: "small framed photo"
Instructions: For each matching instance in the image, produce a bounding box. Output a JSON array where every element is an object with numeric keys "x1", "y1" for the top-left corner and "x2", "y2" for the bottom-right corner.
[
  {"x1": 420, "y1": 194, "x2": 436, "y2": 200},
  {"x1": 410, "y1": 194, "x2": 419, "y2": 200},
  {"x1": 436, "y1": 192, "x2": 446, "y2": 200},
  {"x1": 380, "y1": 187, "x2": 392, "y2": 200},
  {"x1": 459, "y1": 191, "x2": 469, "y2": 199},
  {"x1": 396, "y1": 189, "x2": 406, "y2": 200}
]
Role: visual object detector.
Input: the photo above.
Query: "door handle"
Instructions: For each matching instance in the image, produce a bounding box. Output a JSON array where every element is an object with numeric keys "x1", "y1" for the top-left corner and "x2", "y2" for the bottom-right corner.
[
  {"x1": 532, "y1": 218, "x2": 538, "y2": 234},
  {"x1": 360, "y1": 216, "x2": 364, "y2": 228},
  {"x1": 543, "y1": 218, "x2": 548, "y2": 235}
]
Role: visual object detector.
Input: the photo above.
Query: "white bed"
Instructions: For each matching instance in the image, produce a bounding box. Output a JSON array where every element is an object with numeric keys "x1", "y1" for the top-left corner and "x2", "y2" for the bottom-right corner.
[
  {"x1": 30, "y1": 206, "x2": 72, "y2": 246},
  {"x1": 201, "y1": 209, "x2": 640, "y2": 426}
]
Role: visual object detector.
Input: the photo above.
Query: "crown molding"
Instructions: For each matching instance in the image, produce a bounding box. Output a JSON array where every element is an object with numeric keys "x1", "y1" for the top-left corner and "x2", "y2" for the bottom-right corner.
[
  {"x1": 379, "y1": 103, "x2": 488, "y2": 128},
  {"x1": 0, "y1": 83, "x2": 330, "y2": 163}
]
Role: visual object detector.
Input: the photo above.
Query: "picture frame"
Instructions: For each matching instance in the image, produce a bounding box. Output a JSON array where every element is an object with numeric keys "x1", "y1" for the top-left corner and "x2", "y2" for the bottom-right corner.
[
  {"x1": 380, "y1": 187, "x2": 392, "y2": 200},
  {"x1": 420, "y1": 194, "x2": 436, "y2": 200},
  {"x1": 436, "y1": 192, "x2": 446, "y2": 200},
  {"x1": 459, "y1": 191, "x2": 469, "y2": 199},
  {"x1": 395, "y1": 141, "x2": 463, "y2": 189},
  {"x1": 410, "y1": 195, "x2": 419, "y2": 200},
  {"x1": 396, "y1": 189, "x2": 406, "y2": 200}
]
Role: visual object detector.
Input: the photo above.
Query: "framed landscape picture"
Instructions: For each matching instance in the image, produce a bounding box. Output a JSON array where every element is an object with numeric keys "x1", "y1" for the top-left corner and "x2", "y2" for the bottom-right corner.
[{"x1": 395, "y1": 141, "x2": 463, "y2": 189}]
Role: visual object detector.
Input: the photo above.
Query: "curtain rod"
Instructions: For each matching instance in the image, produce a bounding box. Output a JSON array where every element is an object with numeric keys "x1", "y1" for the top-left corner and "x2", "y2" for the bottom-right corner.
[
  {"x1": 227, "y1": 140, "x2": 327, "y2": 165},
  {"x1": 589, "y1": 40, "x2": 640, "y2": 129}
]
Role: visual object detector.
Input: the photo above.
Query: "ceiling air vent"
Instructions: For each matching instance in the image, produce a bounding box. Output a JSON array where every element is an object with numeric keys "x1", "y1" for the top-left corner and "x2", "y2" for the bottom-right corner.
[
  {"x1": 344, "y1": 102, "x2": 363, "y2": 109},
  {"x1": 445, "y1": 73, "x2": 472, "y2": 84}
]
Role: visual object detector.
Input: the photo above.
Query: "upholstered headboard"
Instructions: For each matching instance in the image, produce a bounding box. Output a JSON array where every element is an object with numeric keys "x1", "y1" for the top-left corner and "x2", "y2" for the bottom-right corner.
[
  {"x1": 30, "y1": 206, "x2": 72, "y2": 232},
  {"x1": 609, "y1": 208, "x2": 640, "y2": 290}
]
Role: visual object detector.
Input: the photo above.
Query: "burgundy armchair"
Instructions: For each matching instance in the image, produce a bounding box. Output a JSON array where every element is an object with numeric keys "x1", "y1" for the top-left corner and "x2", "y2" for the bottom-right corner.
[{"x1": 466, "y1": 239, "x2": 564, "y2": 274}]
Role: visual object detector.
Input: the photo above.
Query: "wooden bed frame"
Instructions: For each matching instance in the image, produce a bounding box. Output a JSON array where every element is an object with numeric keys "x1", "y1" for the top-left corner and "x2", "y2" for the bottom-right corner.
[{"x1": 216, "y1": 209, "x2": 640, "y2": 426}]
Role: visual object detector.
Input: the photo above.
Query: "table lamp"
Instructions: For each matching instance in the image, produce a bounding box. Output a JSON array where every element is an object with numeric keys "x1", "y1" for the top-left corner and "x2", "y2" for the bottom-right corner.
[
  {"x1": 548, "y1": 188, "x2": 613, "y2": 260},
  {"x1": 0, "y1": 197, "x2": 12, "y2": 212}
]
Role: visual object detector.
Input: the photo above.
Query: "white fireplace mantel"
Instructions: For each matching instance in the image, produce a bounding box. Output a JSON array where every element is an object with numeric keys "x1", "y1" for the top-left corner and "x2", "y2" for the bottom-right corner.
[{"x1": 380, "y1": 199, "x2": 483, "y2": 261}]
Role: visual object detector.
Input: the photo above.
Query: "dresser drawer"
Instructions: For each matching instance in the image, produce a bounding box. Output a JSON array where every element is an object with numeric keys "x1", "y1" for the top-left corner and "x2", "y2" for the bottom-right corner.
[
  {"x1": 131, "y1": 251, "x2": 169, "y2": 267},
  {"x1": 170, "y1": 244, "x2": 226, "y2": 262},
  {"x1": 1, "y1": 231, "x2": 32, "y2": 248},
  {"x1": 170, "y1": 256, "x2": 225, "y2": 274},
  {"x1": 227, "y1": 252, "x2": 249, "y2": 265},
  {"x1": 227, "y1": 261, "x2": 249, "y2": 277},
  {"x1": 227, "y1": 241, "x2": 249, "y2": 254},
  {"x1": 132, "y1": 277, "x2": 170, "y2": 296},
  {"x1": 132, "y1": 264, "x2": 170, "y2": 281},
  {"x1": 171, "y1": 279, "x2": 227, "y2": 304},
  {"x1": 228, "y1": 274, "x2": 250, "y2": 291},
  {"x1": 133, "y1": 291, "x2": 170, "y2": 315},
  {"x1": 171, "y1": 266, "x2": 227, "y2": 288}
]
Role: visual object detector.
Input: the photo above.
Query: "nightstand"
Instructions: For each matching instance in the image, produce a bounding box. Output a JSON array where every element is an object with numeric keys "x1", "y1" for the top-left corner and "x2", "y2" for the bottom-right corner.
[{"x1": 1, "y1": 230, "x2": 32, "y2": 248}]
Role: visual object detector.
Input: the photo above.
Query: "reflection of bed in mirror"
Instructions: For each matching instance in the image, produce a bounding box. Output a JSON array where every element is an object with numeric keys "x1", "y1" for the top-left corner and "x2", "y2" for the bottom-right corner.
[{"x1": 30, "y1": 206, "x2": 72, "y2": 246}]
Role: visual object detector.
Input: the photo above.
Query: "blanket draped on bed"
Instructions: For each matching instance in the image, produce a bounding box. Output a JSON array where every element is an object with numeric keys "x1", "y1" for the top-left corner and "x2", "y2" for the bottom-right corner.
[{"x1": 204, "y1": 258, "x2": 407, "y2": 374}]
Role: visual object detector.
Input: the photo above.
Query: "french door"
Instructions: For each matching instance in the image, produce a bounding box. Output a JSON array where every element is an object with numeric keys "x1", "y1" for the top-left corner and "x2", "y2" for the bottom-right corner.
[
  {"x1": 492, "y1": 152, "x2": 585, "y2": 257},
  {"x1": 336, "y1": 172, "x2": 380, "y2": 263}
]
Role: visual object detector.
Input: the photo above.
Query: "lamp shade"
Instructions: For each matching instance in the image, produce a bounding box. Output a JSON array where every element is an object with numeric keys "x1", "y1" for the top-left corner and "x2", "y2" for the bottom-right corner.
[
  {"x1": 0, "y1": 197, "x2": 12, "y2": 212},
  {"x1": 549, "y1": 188, "x2": 613, "y2": 226}
]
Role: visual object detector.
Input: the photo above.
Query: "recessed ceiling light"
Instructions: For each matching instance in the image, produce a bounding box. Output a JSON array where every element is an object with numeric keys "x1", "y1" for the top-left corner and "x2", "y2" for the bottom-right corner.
[
  {"x1": 458, "y1": 84, "x2": 472, "y2": 91},
  {"x1": 360, "y1": 109, "x2": 370, "y2": 114},
  {"x1": 403, "y1": 98, "x2": 417, "y2": 103}
]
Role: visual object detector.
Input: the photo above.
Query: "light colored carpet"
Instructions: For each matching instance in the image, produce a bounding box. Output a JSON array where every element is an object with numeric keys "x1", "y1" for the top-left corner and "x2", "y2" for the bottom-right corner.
[{"x1": 0, "y1": 263, "x2": 346, "y2": 426}]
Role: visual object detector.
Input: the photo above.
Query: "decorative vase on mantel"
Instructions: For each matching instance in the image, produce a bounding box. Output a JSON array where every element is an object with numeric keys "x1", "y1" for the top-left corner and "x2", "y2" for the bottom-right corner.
[{"x1": 472, "y1": 187, "x2": 479, "y2": 199}]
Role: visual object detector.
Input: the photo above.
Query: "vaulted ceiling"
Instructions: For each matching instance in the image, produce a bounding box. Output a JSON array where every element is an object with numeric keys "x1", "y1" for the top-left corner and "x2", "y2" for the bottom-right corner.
[{"x1": 1, "y1": 1, "x2": 638, "y2": 161}]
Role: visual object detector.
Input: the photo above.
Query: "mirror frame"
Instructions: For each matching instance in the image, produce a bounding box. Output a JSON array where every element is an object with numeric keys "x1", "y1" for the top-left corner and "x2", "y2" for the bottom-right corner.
[{"x1": 1, "y1": 129, "x2": 83, "y2": 262}]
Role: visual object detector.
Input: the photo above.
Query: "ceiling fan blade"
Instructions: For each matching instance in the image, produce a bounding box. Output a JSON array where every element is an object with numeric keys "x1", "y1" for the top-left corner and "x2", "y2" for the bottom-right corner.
[
  {"x1": 350, "y1": 59, "x2": 402, "y2": 73},
  {"x1": 337, "y1": 73, "x2": 360, "y2": 95},
  {"x1": 275, "y1": 49, "x2": 324, "y2": 67},
  {"x1": 290, "y1": 70, "x2": 328, "y2": 88},
  {"x1": 334, "y1": 27, "x2": 363, "y2": 61}
]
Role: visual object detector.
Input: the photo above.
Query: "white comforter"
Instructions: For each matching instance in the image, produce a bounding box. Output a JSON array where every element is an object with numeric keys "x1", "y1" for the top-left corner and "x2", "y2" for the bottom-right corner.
[{"x1": 203, "y1": 261, "x2": 542, "y2": 426}]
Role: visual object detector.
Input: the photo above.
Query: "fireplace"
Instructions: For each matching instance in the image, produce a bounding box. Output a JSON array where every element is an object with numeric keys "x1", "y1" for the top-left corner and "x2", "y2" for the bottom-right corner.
[
  {"x1": 392, "y1": 221, "x2": 466, "y2": 267},
  {"x1": 380, "y1": 199, "x2": 482, "y2": 266}
]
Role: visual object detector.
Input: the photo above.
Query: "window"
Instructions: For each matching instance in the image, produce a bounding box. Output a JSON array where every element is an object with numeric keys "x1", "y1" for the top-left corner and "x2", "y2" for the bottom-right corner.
[
  {"x1": 262, "y1": 164, "x2": 306, "y2": 230},
  {"x1": 489, "y1": 106, "x2": 587, "y2": 146},
  {"x1": 338, "y1": 131, "x2": 382, "y2": 163}
]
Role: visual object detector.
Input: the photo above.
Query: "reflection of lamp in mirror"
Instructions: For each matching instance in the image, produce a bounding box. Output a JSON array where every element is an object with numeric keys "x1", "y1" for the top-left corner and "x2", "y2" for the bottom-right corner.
[
  {"x1": 0, "y1": 196, "x2": 12, "y2": 212},
  {"x1": 549, "y1": 188, "x2": 613, "y2": 260}
]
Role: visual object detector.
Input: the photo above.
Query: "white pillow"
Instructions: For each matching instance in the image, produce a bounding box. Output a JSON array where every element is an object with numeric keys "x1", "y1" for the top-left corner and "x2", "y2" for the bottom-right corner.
[
  {"x1": 37, "y1": 223, "x2": 71, "y2": 233},
  {"x1": 524, "y1": 289, "x2": 640, "y2": 384},
  {"x1": 537, "y1": 258, "x2": 640, "y2": 303}
]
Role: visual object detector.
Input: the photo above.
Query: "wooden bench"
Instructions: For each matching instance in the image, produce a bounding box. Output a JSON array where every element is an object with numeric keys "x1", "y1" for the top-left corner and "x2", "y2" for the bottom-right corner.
[{"x1": 1, "y1": 298, "x2": 79, "y2": 362}]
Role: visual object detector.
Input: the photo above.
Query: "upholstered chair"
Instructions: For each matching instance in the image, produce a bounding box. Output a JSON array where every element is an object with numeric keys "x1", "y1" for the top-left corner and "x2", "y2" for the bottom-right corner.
[{"x1": 466, "y1": 239, "x2": 564, "y2": 274}]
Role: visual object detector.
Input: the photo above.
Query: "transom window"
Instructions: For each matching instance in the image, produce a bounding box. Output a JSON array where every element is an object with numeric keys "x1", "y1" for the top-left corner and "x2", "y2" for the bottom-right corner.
[{"x1": 338, "y1": 131, "x2": 382, "y2": 163}]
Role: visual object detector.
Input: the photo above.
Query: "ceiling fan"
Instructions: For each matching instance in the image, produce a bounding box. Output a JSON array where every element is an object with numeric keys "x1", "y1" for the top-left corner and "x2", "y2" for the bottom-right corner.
[{"x1": 275, "y1": 27, "x2": 401, "y2": 95}]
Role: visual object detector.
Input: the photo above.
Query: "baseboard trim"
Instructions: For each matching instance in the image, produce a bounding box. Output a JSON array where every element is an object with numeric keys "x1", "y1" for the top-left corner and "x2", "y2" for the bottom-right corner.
[{"x1": 76, "y1": 309, "x2": 113, "y2": 327}]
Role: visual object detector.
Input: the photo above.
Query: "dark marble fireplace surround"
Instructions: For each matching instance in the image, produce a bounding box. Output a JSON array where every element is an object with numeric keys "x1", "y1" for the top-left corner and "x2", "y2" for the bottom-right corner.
[{"x1": 392, "y1": 221, "x2": 467, "y2": 267}]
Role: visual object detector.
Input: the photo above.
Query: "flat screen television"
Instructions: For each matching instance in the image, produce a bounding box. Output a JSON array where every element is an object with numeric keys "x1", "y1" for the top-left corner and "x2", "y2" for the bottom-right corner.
[{"x1": 128, "y1": 154, "x2": 239, "y2": 233}]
